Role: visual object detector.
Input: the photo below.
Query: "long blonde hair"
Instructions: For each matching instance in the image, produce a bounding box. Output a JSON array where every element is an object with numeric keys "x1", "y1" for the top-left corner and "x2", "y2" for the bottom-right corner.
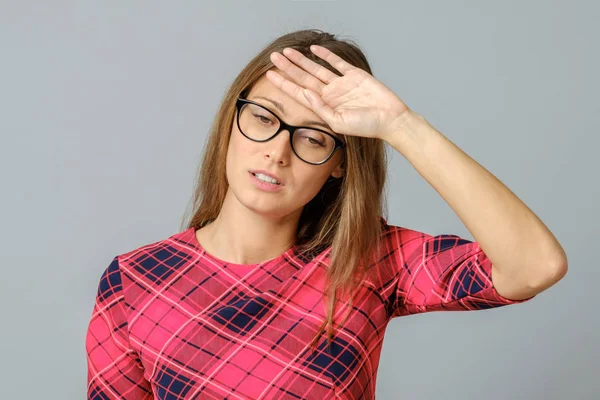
[{"x1": 182, "y1": 29, "x2": 389, "y2": 351}]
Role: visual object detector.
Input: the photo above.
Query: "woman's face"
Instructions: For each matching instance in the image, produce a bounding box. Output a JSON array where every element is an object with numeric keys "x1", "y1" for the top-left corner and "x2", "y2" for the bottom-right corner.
[{"x1": 225, "y1": 67, "x2": 345, "y2": 219}]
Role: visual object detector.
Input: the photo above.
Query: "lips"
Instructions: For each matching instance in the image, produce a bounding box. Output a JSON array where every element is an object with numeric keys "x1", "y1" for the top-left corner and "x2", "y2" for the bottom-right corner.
[{"x1": 249, "y1": 169, "x2": 284, "y2": 185}]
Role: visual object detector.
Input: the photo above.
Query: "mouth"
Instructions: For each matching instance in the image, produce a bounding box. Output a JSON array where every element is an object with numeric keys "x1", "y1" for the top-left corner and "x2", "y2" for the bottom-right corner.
[
  {"x1": 250, "y1": 172, "x2": 281, "y2": 185},
  {"x1": 249, "y1": 170, "x2": 283, "y2": 185}
]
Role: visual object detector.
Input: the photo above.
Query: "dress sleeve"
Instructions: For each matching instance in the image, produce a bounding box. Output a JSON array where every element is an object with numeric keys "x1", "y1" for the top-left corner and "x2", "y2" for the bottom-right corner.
[
  {"x1": 380, "y1": 222, "x2": 536, "y2": 318},
  {"x1": 85, "y1": 256, "x2": 153, "y2": 399}
]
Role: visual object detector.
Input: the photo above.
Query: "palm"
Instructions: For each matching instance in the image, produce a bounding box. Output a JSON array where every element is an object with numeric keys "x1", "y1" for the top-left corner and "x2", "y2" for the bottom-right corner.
[{"x1": 266, "y1": 46, "x2": 409, "y2": 141}]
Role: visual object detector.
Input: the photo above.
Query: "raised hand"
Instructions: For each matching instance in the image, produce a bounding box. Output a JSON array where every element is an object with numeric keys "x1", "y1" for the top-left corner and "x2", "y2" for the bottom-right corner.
[{"x1": 266, "y1": 45, "x2": 410, "y2": 142}]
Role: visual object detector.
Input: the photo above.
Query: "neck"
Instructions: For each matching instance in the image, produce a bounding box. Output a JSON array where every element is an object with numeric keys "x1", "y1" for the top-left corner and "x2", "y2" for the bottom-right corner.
[{"x1": 197, "y1": 189, "x2": 300, "y2": 265}]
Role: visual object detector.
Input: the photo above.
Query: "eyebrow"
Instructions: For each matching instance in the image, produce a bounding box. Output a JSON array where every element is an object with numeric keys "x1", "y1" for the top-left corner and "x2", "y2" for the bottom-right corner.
[{"x1": 251, "y1": 96, "x2": 338, "y2": 135}]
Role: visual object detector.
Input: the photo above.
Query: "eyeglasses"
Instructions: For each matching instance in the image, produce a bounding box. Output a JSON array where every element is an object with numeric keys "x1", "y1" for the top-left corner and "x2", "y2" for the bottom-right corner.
[{"x1": 235, "y1": 97, "x2": 345, "y2": 165}]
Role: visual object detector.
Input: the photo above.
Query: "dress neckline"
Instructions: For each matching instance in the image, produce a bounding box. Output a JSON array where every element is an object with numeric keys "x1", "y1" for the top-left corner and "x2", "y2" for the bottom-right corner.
[{"x1": 187, "y1": 227, "x2": 298, "y2": 269}]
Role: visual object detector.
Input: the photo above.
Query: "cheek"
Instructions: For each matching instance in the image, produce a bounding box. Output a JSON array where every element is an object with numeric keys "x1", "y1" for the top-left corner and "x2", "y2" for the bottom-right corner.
[
  {"x1": 226, "y1": 129, "x2": 250, "y2": 179},
  {"x1": 225, "y1": 133, "x2": 235, "y2": 182},
  {"x1": 292, "y1": 167, "x2": 331, "y2": 201}
]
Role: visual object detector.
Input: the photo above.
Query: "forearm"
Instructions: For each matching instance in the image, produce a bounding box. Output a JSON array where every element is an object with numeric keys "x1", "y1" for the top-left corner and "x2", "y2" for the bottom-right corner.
[{"x1": 383, "y1": 110, "x2": 568, "y2": 288}]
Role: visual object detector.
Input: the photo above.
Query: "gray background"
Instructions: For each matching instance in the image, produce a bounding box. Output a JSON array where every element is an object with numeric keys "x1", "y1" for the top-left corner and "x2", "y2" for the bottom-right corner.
[{"x1": 1, "y1": 1, "x2": 598, "y2": 399}]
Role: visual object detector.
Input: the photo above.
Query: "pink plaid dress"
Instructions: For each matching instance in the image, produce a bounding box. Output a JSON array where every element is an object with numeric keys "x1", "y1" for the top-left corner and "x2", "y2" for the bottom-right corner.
[{"x1": 86, "y1": 218, "x2": 534, "y2": 399}]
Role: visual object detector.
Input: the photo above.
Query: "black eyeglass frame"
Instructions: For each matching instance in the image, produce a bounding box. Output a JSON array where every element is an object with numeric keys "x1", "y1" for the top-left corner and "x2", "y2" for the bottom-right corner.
[{"x1": 235, "y1": 97, "x2": 346, "y2": 165}]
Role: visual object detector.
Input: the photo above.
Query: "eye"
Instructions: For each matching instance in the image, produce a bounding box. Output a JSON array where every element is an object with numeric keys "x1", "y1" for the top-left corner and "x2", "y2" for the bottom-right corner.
[
  {"x1": 296, "y1": 129, "x2": 327, "y2": 147},
  {"x1": 306, "y1": 137, "x2": 324, "y2": 146},
  {"x1": 253, "y1": 113, "x2": 274, "y2": 125}
]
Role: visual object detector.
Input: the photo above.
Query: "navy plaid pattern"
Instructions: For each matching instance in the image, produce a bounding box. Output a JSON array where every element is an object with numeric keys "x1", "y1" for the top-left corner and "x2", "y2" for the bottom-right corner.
[{"x1": 86, "y1": 218, "x2": 535, "y2": 399}]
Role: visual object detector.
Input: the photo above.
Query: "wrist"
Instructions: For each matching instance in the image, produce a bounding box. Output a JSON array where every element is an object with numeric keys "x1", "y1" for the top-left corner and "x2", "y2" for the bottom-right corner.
[{"x1": 380, "y1": 109, "x2": 426, "y2": 143}]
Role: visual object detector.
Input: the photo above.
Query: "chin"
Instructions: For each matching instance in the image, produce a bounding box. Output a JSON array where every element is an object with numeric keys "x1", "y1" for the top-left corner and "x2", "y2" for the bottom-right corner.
[{"x1": 232, "y1": 187, "x2": 281, "y2": 215}]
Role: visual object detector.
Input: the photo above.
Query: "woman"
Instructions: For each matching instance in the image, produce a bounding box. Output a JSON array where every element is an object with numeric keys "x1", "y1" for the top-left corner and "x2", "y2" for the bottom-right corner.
[{"x1": 86, "y1": 29, "x2": 567, "y2": 399}]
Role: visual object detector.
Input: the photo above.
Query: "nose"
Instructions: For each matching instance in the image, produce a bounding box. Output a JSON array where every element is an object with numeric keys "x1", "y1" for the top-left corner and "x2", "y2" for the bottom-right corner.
[{"x1": 264, "y1": 129, "x2": 292, "y2": 165}]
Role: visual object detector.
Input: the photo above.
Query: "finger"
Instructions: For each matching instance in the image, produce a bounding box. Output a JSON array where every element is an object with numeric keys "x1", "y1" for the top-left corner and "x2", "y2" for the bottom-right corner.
[
  {"x1": 270, "y1": 52, "x2": 326, "y2": 94},
  {"x1": 309, "y1": 45, "x2": 355, "y2": 75},
  {"x1": 265, "y1": 69, "x2": 313, "y2": 110},
  {"x1": 302, "y1": 88, "x2": 338, "y2": 130},
  {"x1": 282, "y1": 47, "x2": 339, "y2": 85}
]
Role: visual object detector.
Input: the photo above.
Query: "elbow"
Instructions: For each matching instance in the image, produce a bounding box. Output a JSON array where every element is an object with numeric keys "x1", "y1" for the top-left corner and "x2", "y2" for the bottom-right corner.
[
  {"x1": 551, "y1": 259, "x2": 569, "y2": 283},
  {"x1": 530, "y1": 258, "x2": 568, "y2": 292}
]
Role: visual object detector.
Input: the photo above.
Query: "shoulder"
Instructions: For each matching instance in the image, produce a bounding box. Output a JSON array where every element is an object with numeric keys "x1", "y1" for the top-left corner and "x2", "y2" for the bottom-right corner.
[
  {"x1": 362, "y1": 217, "x2": 426, "y2": 280},
  {"x1": 377, "y1": 216, "x2": 436, "y2": 256},
  {"x1": 116, "y1": 227, "x2": 199, "y2": 287},
  {"x1": 371, "y1": 217, "x2": 470, "y2": 278}
]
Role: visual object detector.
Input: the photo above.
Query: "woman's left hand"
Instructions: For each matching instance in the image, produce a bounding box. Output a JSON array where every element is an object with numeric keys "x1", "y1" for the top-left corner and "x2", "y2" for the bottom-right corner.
[{"x1": 266, "y1": 45, "x2": 410, "y2": 142}]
